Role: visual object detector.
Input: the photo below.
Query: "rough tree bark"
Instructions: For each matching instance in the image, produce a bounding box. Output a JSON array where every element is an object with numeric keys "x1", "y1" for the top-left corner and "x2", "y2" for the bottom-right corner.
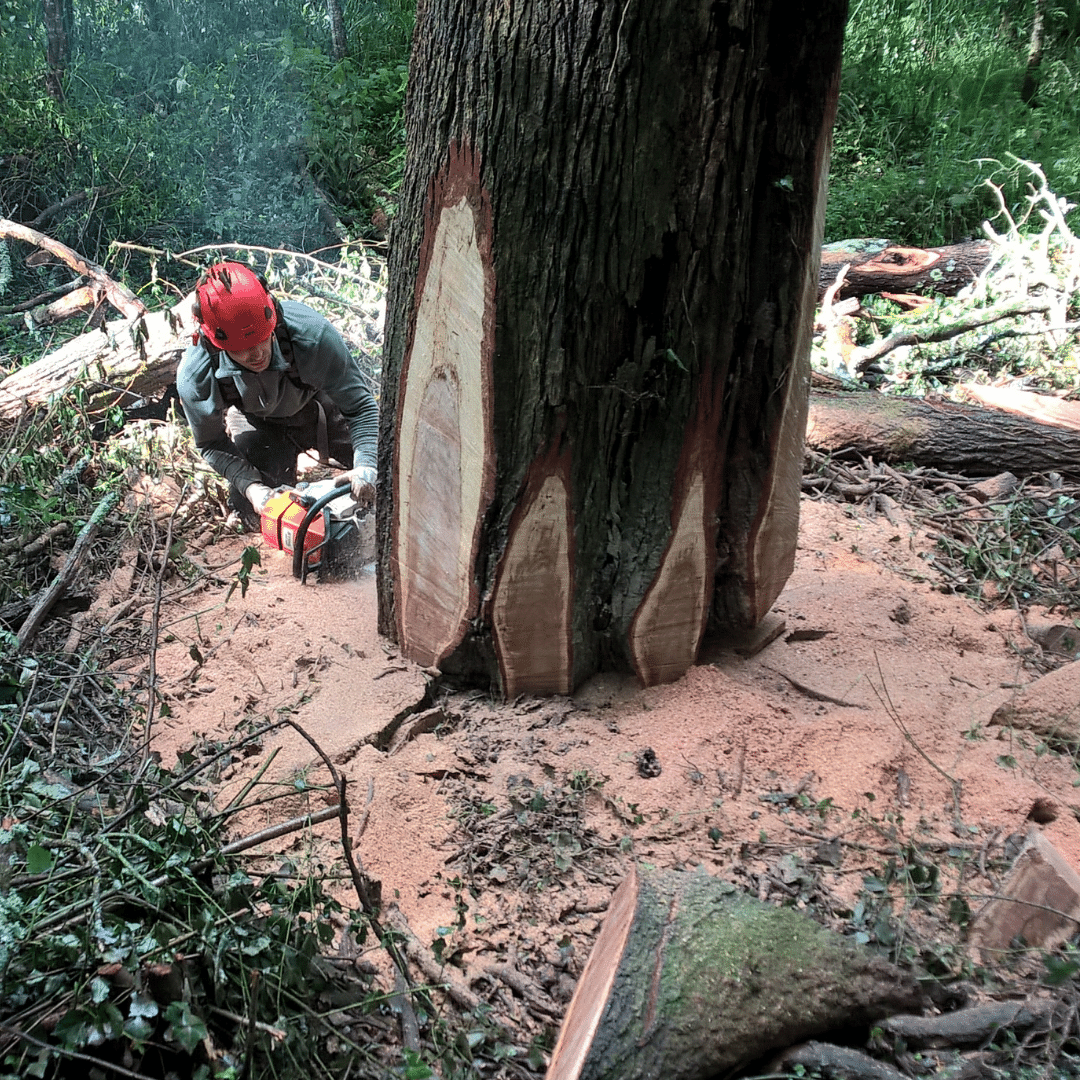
[
  {"x1": 327, "y1": 0, "x2": 348, "y2": 61},
  {"x1": 1022, "y1": 0, "x2": 1048, "y2": 104},
  {"x1": 377, "y1": 0, "x2": 848, "y2": 696},
  {"x1": 42, "y1": 0, "x2": 69, "y2": 101}
]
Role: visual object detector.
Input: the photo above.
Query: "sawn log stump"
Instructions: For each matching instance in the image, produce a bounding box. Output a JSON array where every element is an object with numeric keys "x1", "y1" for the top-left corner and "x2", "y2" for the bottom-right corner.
[{"x1": 546, "y1": 864, "x2": 922, "y2": 1080}]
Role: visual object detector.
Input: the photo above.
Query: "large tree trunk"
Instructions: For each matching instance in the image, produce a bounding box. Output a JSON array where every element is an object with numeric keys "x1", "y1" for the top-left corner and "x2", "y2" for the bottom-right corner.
[
  {"x1": 806, "y1": 389, "x2": 1080, "y2": 479},
  {"x1": 377, "y1": 0, "x2": 848, "y2": 696}
]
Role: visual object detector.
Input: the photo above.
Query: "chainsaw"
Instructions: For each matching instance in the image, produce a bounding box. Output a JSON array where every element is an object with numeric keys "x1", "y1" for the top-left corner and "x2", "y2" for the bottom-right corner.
[{"x1": 259, "y1": 476, "x2": 374, "y2": 583}]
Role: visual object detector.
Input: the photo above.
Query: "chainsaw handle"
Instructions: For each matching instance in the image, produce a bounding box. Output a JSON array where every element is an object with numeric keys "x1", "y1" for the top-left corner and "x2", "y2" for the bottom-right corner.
[{"x1": 291, "y1": 487, "x2": 348, "y2": 580}]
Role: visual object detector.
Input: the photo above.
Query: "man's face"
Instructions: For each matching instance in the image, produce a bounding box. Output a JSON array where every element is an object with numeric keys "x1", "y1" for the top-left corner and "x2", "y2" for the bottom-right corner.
[{"x1": 227, "y1": 337, "x2": 273, "y2": 372}]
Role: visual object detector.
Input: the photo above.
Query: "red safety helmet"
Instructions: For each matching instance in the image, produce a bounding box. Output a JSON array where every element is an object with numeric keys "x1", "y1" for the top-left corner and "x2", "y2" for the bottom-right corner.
[{"x1": 193, "y1": 262, "x2": 277, "y2": 349}]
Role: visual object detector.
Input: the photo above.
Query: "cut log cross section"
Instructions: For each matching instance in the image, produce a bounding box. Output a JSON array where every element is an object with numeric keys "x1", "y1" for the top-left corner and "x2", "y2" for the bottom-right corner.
[{"x1": 546, "y1": 864, "x2": 923, "y2": 1080}]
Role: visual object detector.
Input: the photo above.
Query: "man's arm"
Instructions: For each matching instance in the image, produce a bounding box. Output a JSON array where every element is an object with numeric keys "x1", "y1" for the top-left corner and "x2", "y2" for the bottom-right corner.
[
  {"x1": 300, "y1": 319, "x2": 379, "y2": 469},
  {"x1": 176, "y1": 348, "x2": 263, "y2": 492}
]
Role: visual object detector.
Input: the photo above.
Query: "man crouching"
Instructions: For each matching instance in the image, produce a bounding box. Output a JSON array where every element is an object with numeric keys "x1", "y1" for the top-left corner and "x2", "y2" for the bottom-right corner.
[{"x1": 177, "y1": 261, "x2": 377, "y2": 528}]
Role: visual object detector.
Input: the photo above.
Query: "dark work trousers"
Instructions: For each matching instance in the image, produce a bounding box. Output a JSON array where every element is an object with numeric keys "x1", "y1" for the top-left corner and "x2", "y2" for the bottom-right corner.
[{"x1": 225, "y1": 391, "x2": 355, "y2": 522}]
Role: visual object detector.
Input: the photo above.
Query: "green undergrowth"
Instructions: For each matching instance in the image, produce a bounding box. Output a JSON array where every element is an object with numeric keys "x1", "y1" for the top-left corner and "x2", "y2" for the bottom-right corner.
[
  {"x1": 830, "y1": 0, "x2": 1080, "y2": 244},
  {"x1": 0, "y1": 380, "x2": 538, "y2": 1078}
]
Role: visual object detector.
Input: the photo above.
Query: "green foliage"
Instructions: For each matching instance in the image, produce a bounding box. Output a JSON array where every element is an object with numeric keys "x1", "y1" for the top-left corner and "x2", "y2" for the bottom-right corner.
[
  {"x1": 0, "y1": 717, "x2": 353, "y2": 1079},
  {"x1": 830, "y1": 0, "x2": 1080, "y2": 243},
  {"x1": 0, "y1": 0, "x2": 416, "y2": 278}
]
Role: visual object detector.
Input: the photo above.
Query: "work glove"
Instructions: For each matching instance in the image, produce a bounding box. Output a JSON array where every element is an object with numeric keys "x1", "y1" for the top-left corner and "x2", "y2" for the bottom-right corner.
[
  {"x1": 245, "y1": 482, "x2": 274, "y2": 513},
  {"x1": 343, "y1": 466, "x2": 377, "y2": 508}
]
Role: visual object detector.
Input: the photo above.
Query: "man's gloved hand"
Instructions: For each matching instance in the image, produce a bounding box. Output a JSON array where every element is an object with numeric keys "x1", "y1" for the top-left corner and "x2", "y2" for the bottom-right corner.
[
  {"x1": 245, "y1": 482, "x2": 274, "y2": 514},
  {"x1": 343, "y1": 466, "x2": 377, "y2": 507}
]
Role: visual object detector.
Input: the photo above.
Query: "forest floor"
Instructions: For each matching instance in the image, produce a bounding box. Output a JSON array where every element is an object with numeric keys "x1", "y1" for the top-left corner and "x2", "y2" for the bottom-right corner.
[{"x1": 126, "y1": 468, "x2": 1080, "y2": 1074}]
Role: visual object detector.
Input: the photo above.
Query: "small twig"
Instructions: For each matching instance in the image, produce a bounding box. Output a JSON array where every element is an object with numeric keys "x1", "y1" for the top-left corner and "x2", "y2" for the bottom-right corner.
[
  {"x1": 217, "y1": 804, "x2": 342, "y2": 858},
  {"x1": 143, "y1": 484, "x2": 185, "y2": 764},
  {"x1": 207, "y1": 1003, "x2": 285, "y2": 1045},
  {"x1": 871, "y1": 653, "x2": 963, "y2": 824},
  {"x1": 764, "y1": 665, "x2": 869, "y2": 709},
  {"x1": 354, "y1": 776, "x2": 375, "y2": 843},
  {"x1": 280, "y1": 719, "x2": 424, "y2": 1014}
]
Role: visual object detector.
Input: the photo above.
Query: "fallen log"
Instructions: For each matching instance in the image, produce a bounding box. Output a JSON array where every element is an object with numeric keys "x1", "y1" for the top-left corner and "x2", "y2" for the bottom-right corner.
[
  {"x1": 546, "y1": 864, "x2": 922, "y2": 1080},
  {"x1": 806, "y1": 389, "x2": 1080, "y2": 480},
  {"x1": 819, "y1": 239, "x2": 993, "y2": 302},
  {"x1": 0, "y1": 300, "x2": 193, "y2": 421}
]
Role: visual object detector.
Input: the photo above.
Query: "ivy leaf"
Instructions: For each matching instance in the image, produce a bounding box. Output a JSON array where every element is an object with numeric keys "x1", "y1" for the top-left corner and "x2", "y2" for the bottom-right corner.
[
  {"x1": 25, "y1": 844, "x2": 53, "y2": 874},
  {"x1": 164, "y1": 1001, "x2": 208, "y2": 1054},
  {"x1": 128, "y1": 991, "x2": 159, "y2": 1019}
]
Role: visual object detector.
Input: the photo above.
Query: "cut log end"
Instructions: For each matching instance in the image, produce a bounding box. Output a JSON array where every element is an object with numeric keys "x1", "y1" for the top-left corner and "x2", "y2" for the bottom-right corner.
[
  {"x1": 491, "y1": 454, "x2": 574, "y2": 697},
  {"x1": 547, "y1": 865, "x2": 923, "y2": 1080}
]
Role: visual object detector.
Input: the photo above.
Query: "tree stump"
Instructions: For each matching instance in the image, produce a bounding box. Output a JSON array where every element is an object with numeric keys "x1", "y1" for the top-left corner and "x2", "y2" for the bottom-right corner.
[{"x1": 546, "y1": 864, "x2": 923, "y2": 1080}]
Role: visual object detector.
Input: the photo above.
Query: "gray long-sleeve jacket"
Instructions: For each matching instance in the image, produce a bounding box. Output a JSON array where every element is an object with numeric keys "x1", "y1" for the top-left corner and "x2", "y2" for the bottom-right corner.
[{"x1": 177, "y1": 299, "x2": 378, "y2": 493}]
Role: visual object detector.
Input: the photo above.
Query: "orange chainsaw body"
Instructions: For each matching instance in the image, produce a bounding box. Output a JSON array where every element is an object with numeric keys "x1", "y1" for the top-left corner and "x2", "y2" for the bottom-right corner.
[{"x1": 260, "y1": 491, "x2": 328, "y2": 566}]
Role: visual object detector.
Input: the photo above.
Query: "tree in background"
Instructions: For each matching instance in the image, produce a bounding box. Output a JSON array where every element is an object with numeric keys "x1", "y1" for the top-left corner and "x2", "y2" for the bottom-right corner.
[
  {"x1": 41, "y1": 0, "x2": 68, "y2": 100},
  {"x1": 378, "y1": 0, "x2": 848, "y2": 696},
  {"x1": 327, "y1": 0, "x2": 348, "y2": 61}
]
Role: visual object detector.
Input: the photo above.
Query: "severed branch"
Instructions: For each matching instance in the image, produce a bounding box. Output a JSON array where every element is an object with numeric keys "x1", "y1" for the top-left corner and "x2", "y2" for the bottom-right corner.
[
  {"x1": 770, "y1": 1041, "x2": 908, "y2": 1080},
  {"x1": 0, "y1": 217, "x2": 146, "y2": 320},
  {"x1": 852, "y1": 296, "x2": 1053, "y2": 371},
  {"x1": 0, "y1": 278, "x2": 85, "y2": 316},
  {"x1": 29, "y1": 187, "x2": 109, "y2": 231},
  {"x1": 16, "y1": 490, "x2": 120, "y2": 652}
]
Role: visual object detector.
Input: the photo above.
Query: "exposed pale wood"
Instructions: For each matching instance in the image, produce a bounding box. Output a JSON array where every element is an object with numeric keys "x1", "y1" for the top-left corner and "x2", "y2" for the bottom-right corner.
[
  {"x1": 490, "y1": 453, "x2": 574, "y2": 697},
  {"x1": 629, "y1": 469, "x2": 709, "y2": 685},
  {"x1": 392, "y1": 167, "x2": 495, "y2": 669},
  {"x1": 989, "y1": 661, "x2": 1080, "y2": 743},
  {"x1": 970, "y1": 830, "x2": 1080, "y2": 964},
  {"x1": 0, "y1": 302, "x2": 192, "y2": 421},
  {"x1": 546, "y1": 865, "x2": 923, "y2": 1080},
  {"x1": 27, "y1": 285, "x2": 100, "y2": 327},
  {"x1": 806, "y1": 389, "x2": 1080, "y2": 479},
  {"x1": 0, "y1": 278, "x2": 83, "y2": 315},
  {"x1": 745, "y1": 256, "x2": 817, "y2": 625},
  {"x1": 819, "y1": 239, "x2": 992, "y2": 301},
  {"x1": 0, "y1": 218, "x2": 145, "y2": 319},
  {"x1": 960, "y1": 382, "x2": 1080, "y2": 433}
]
